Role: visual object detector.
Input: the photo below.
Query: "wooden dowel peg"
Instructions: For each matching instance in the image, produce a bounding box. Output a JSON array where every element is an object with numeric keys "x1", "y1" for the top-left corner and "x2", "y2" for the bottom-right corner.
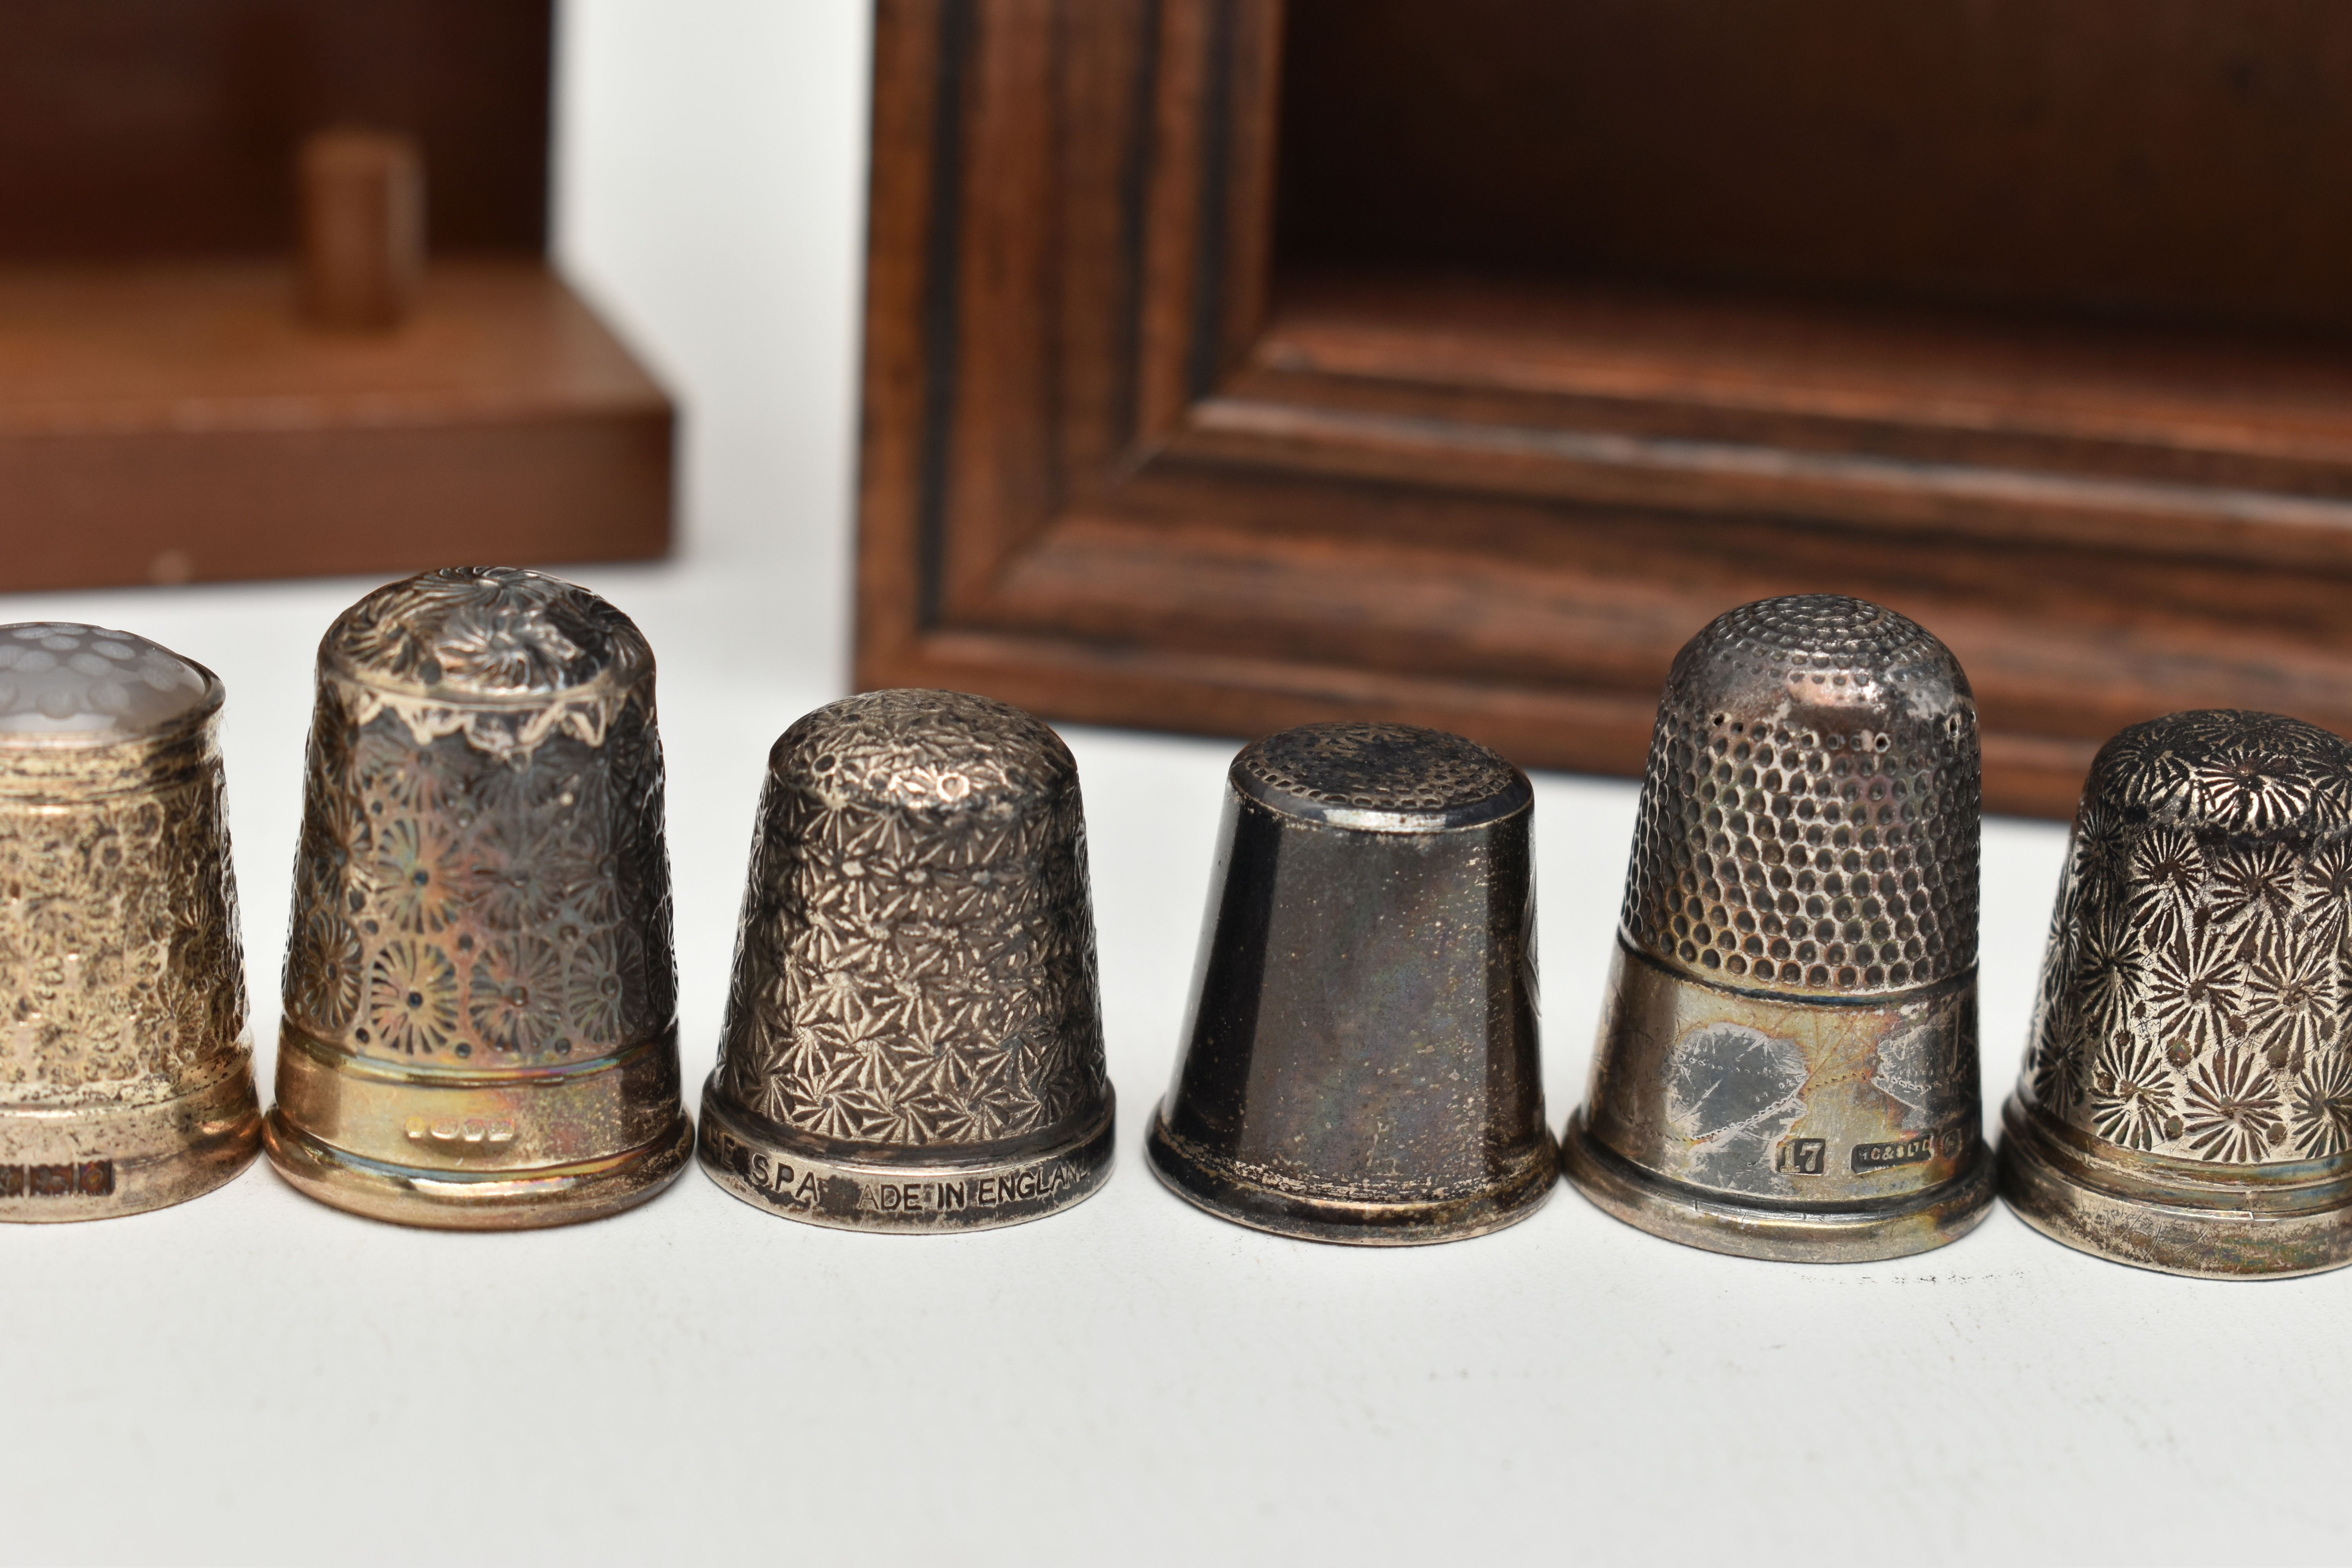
[{"x1": 297, "y1": 128, "x2": 424, "y2": 330}]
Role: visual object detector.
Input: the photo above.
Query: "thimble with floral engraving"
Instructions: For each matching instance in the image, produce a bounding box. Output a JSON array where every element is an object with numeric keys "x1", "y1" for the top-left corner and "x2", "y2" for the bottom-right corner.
[
  {"x1": 2003, "y1": 710, "x2": 2352, "y2": 1277},
  {"x1": 698, "y1": 689, "x2": 1114, "y2": 1232},
  {"x1": 264, "y1": 568, "x2": 691, "y2": 1228},
  {"x1": 1563, "y1": 595, "x2": 1993, "y2": 1261},
  {"x1": 1146, "y1": 722, "x2": 1553, "y2": 1245},
  {"x1": 0, "y1": 622, "x2": 260, "y2": 1220}
]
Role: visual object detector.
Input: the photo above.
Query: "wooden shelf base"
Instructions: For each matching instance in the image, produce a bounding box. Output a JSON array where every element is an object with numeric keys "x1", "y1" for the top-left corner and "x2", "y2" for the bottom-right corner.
[{"x1": 0, "y1": 259, "x2": 671, "y2": 590}]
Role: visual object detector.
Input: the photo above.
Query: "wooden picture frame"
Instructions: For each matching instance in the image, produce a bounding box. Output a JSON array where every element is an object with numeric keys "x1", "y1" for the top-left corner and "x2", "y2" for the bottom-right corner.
[{"x1": 855, "y1": 0, "x2": 2352, "y2": 817}]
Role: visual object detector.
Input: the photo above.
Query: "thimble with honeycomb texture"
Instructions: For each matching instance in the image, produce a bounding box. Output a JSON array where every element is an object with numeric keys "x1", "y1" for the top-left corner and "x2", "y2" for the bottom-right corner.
[
  {"x1": 698, "y1": 690, "x2": 1114, "y2": 1232},
  {"x1": 2003, "y1": 710, "x2": 2352, "y2": 1277},
  {"x1": 0, "y1": 623, "x2": 260, "y2": 1220},
  {"x1": 264, "y1": 568, "x2": 691, "y2": 1228},
  {"x1": 1147, "y1": 722, "x2": 1552, "y2": 1245},
  {"x1": 1563, "y1": 595, "x2": 1993, "y2": 1261}
]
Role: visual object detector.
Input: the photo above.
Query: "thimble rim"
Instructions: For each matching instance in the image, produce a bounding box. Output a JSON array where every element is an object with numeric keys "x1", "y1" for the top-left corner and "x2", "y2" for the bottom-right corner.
[
  {"x1": 0, "y1": 653, "x2": 222, "y2": 752},
  {"x1": 768, "y1": 687, "x2": 1078, "y2": 810},
  {"x1": 1230, "y1": 721, "x2": 1531, "y2": 832},
  {"x1": 318, "y1": 566, "x2": 652, "y2": 708},
  {"x1": 1680, "y1": 593, "x2": 1974, "y2": 701},
  {"x1": 2080, "y1": 707, "x2": 2352, "y2": 835}
]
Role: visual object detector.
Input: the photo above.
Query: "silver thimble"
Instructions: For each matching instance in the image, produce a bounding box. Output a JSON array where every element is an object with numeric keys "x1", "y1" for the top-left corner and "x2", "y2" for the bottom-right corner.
[
  {"x1": 1146, "y1": 722, "x2": 1553, "y2": 1245},
  {"x1": 1563, "y1": 595, "x2": 1993, "y2": 1261},
  {"x1": 265, "y1": 567, "x2": 692, "y2": 1228},
  {"x1": 2004, "y1": 710, "x2": 2352, "y2": 1277},
  {"x1": 699, "y1": 689, "x2": 1114, "y2": 1231},
  {"x1": 0, "y1": 623, "x2": 260, "y2": 1219}
]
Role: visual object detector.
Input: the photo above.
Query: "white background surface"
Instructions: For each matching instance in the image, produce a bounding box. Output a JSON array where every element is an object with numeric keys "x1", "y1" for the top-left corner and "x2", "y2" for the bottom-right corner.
[{"x1": 2, "y1": 5, "x2": 2344, "y2": 1564}]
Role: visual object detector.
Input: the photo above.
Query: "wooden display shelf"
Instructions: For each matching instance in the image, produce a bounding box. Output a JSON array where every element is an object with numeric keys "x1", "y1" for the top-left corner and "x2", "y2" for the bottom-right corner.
[
  {"x1": 855, "y1": 0, "x2": 2352, "y2": 818},
  {"x1": 0, "y1": 258, "x2": 671, "y2": 589}
]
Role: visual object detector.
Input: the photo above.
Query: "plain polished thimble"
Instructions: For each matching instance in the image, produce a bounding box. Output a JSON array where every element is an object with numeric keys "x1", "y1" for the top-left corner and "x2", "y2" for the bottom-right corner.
[
  {"x1": 2004, "y1": 711, "x2": 2352, "y2": 1277},
  {"x1": 1563, "y1": 595, "x2": 1993, "y2": 1261},
  {"x1": 1146, "y1": 722, "x2": 1553, "y2": 1245},
  {"x1": 265, "y1": 567, "x2": 691, "y2": 1228},
  {"x1": 0, "y1": 624, "x2": 260, "y2": 1220},
  {"x1": 699, "y1": 689, "x2": 1114, "y2": 1232}
]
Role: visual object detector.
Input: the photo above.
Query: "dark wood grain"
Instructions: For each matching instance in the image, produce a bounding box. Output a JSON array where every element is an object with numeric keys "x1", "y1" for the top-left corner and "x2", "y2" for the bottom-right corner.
[
  {"x1": 856, "y1": 0, "x2": 2352, "y2": 818},
  {"x1": 1280, "y1": 0, "x2": 2352, "y2": 336}
]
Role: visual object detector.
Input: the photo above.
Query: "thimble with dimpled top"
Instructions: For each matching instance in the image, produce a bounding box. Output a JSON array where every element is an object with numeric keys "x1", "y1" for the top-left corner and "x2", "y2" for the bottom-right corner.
[
  {"x1": 0, "y1": 622, "x2": 260, "y2": 1220},
  {"x1": 1563, "y1": 594, "x2": 1993, "y2": 1261},
  {"x1": 264, "y1": 567, "x2": 691, "y2": 1228},
  {"x1": 2003, "y1": 710, "x2": 2352, "y2": 1278},
  {"x1": 698, "y1": 689, "x2": 1114, "y2": 1231},
  {"x1": 1146, "y1": 721, "x2": 1553, "y2": 1245}
]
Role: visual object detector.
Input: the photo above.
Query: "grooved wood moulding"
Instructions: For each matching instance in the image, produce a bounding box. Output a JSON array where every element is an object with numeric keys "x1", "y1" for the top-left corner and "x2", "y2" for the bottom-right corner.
[{"x1": 858, "y1": 0, "x2": 2352, "y2": 817}]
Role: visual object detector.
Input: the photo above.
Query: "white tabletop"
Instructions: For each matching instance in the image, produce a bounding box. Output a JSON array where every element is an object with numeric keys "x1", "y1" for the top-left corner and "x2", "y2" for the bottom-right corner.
[
  {"x1": 0, "y1": 563, "x2": 2330, "y2": 1568},
  {"x1": 3, "y1": 5, "x2": 2336, "y2": 1561}
]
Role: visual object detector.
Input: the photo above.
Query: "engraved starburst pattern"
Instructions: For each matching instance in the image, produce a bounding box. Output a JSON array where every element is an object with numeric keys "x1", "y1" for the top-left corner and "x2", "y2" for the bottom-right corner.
[
  {"x1": 0, "y1": 738, "x2": 246, "y2": 1107},
  {"x1": 2124, "y1": 824, "x2": 2204, "y2": 950},
  {"x1": 467, "y1": 935, "x2": 566, "y2": 1055},
  {"x1": 2145, "y1": 919, "x2": 2245, "y2": 1064},
  {"x1": 368, "y1": 816, "x2": 461, "y2": 935},
  {"x1": 2242, "y1": 933, "x2": 2338, "y2": 1071},
  {"x1": 2290, "y1": 1052, "x2": 2352, "y2": 1159},
  {"x1": 2181, "y1": 1047, "x2": 2286, "y2": 1163},
  {"x1": 365, "y1": 939, "x2": 459, "y2": 1056},
  {"x1": 286, "y1": 911, "x2": 365, "y2": 1034},
  {"x1": 715, "y1": 690, "x2": 1110, "y2": 1149},
  {"x1": 283, "y1": 597, "x2": 676, "y2": 1070},
  {"x1": 2209, "y1": 841, "x2": 2302, "y2": 935},
  {"x1": 2193, "y1": 748, "x2": 2318, "y2": 835},
  {"x1": 2089, "y1": 1034, "x2": 2175, "y2": 1152},
  {"x1": 2303, "y1": 836, "x2": 2352, "y2": 951},
  {"x1": 2015, "y1": 711, "x2": 2352, "y2": 1165},
  {"x1": 2068, "y1": 900, "x2": 2143, "y2": 1047}
]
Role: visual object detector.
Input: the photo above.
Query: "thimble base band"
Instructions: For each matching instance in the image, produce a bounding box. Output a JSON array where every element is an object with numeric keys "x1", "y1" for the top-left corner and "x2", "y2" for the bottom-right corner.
[
  {"x1": 263, "y1": 1106, "x2": 693, "y2": 1230},
  {"x1": 1145, "y1": 1103, "x2": 1558, "y2": 1247},
  {"x1": 1998, "y1": 1097, "x2": 2352, "y2": 1279},
  {"x1": 1563, "y1": 1107, "x2": 1994, "y2": 1263},
  {"x1": 697, "y1": 1080, "x2": 1114, "y2": 1233},
  {"x1": 0, "y1": 1054, "x2": 261, "y2": 1222},
  {"x1": 273, "y1": 1023, "x2": 687, "y2": 1172}
]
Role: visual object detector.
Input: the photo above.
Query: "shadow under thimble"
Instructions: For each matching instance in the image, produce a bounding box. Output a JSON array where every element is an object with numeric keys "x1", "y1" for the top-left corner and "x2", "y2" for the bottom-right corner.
[
  {"x1": 2002, "y1": 710, "x2": 2352, "y2": 1278},
  {"x1": 1563, "y1": 595, "x2": 1994, "y2": 1262},
  {"x1": 1146, "y1": 722, "x2": 1554, "y2": 1245},
  {"x1": 697, "y1": 689, "x2": 1114, "y2": 1232},
  {"x1": 264, "y1": 568, "x2": 692, "y2": 1229},
  {"x1": 0, "y1": 624, "x2": 260, "y2": 1220}
]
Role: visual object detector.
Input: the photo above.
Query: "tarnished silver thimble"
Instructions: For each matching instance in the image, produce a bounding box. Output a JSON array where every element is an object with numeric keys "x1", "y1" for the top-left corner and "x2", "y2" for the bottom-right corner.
[
  {"x1": 699, "y1": 689, "x2": 1114, "y2": 1231},
  {"x1": 1146, "y1": 722, "x2": 1553, "y2": 1245},
  {"x1": 264, "y1": 567, "x2": 691, "y2": 1228},
  {"x1": 2004, "y1": 710, "x2": 2352, "y2": 1277},
  {"x1": 1563, "y1": 595, "x2": 1993, "y2": 1261},
  {"x1": 0, "y1": 623, "x2": 260, "y2": 1219}
]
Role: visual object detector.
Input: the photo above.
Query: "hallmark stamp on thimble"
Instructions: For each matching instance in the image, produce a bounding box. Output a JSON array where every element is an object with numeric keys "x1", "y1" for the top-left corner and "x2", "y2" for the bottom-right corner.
[
  {"x1": 0, "y1": 623, "x2": 261, "y2": 1221},
  {"x1": 1564, "y1": 595, "x2": 1994, "y2": 1262},
  {"x1": 697, "y1": 688, "x2": 1114, "y2": 1232},
  {"x1": 2002, "y1": 710, "x2": 2352, "y2": 1277},
  {"x1": 263, "y1": 568, "x2": 692, "y2": 1229},
  {"x1": 1147, "y1": 721, "x2": 1554, "y2": 1246}
]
